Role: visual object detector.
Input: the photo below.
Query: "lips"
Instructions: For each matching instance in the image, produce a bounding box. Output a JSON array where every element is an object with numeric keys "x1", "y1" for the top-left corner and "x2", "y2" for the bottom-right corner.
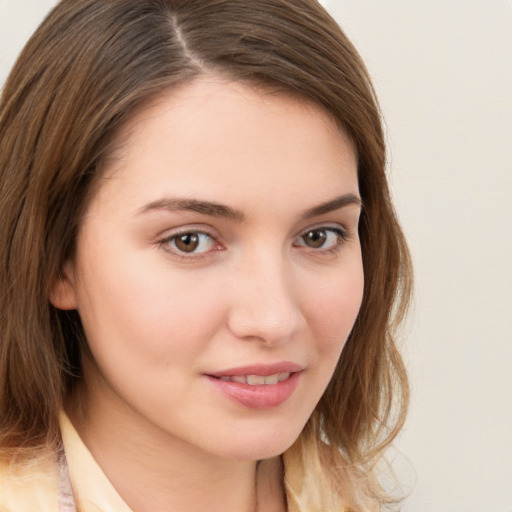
[
  {"x1": 206, "y1": 362, "x2": 303, "y2": 409},
  {"x1": 208, "y1": 362, "x2": 303, "y2": 378},
  {"x1": 218, "y1": 372, "x2": 291, "y2": 385}
]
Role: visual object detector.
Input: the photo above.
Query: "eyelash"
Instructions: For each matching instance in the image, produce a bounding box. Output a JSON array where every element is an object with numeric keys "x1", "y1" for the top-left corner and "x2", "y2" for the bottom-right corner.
[
  {"x1": 158, "y1": 229, "x2": 222, "y2": 260},
  {"x1": 157, "y1": 226, "x2": 351, "y2": 260},
  {"x1": 293, "y1": 226, "x2": 351, "y2": 255}
]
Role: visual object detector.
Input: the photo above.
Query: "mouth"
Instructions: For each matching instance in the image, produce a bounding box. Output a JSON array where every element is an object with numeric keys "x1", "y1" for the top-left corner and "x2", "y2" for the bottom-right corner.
[
  {"x1": 205, "y1": 363, "x2": 303, "y2": 409},
  {"x1": 216, "y1": 372, "x2": 292, "y2": 385},
  {"x1": 207, "y1": 361, "x2": 303, "y2": 380}
]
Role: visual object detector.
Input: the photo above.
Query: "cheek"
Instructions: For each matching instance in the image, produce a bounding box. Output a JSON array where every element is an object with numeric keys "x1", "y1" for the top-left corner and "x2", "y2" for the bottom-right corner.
[
  {"x1": 288, "y1": 262, "x2": 364, "y2": 415},
  {"x1": 300, "y1": 268, "x2": 363, "y2": 406},
  {"x1": 74, "y1": 242, "x2": 226, "y2": 367},
  {"x1": 305, "y1": 262, "x2": 364, "y2": 350}
]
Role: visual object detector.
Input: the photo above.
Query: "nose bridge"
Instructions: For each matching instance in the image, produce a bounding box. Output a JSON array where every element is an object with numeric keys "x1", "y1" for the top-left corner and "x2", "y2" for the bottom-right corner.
[{"x1": 227, "y1": 248, "x2": 302, "y2": 344}]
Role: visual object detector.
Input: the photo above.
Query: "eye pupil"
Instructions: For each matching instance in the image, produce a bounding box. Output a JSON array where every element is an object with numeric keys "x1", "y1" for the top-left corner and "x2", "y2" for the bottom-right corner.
[
  {"x1": 304, "y1": 229, "x2": 327, "y2": 248},
  {"x1": 175, "y1": 233, "x2": 199, "y2": 252}
]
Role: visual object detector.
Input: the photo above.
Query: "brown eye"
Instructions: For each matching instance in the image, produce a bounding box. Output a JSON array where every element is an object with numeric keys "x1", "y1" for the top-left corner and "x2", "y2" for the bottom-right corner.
[
  {"x1": 302, "y1": 229, "x2": 328, "y2": 248},
  {"x1": 160, "y1": 230, "x2": 221, "y2": 258},
  {"x1": 295, "y1": 227, "x2": 347, "y2": 252},
  {"x1": 174, "y1": 233, "x2": 200, "y2": 252}
]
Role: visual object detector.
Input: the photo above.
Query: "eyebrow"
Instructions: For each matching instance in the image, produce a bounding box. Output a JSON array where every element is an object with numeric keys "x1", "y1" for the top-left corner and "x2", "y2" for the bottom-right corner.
[
  {"x1": 301, "y1": 193, "x2": 362, "y2": 219},
  {"x1": 138, "y1": 198, "x2": 246, "y2": 221},
  {"x1": 137, "y1": 193, "x2": 362, "y2": 221}
]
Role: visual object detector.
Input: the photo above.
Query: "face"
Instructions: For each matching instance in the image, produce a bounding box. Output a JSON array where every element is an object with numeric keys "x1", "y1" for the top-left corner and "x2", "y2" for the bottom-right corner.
[{"x1": 54, "y1": 78, "x2": 364, "y2": 461}]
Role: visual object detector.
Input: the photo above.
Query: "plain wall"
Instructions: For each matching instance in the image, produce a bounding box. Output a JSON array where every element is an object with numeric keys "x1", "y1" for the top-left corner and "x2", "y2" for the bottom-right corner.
[
  {"x1": 1, "y1": 1, "x2": 511, "y2": 511},
  {"x1": 324, "y1": 2, "x2": 512, "y2": 511}
]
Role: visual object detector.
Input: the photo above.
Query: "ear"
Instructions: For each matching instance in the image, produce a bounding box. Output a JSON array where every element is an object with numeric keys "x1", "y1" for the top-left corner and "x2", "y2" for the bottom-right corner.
[{"x1": 49, "y1": 262, "x2": 78, "y2": 310}]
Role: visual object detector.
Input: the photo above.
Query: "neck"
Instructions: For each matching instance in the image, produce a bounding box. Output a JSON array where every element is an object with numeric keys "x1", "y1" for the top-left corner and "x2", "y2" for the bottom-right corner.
[{"x1": 66, "y1": 380, "x2": 286, "y2": 512}]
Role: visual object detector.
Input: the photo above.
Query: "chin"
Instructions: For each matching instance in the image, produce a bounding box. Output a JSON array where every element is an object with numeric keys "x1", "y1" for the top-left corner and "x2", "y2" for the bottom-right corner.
[{"x1": 206, "y1": 420, "x2": 307, "y2": 461}]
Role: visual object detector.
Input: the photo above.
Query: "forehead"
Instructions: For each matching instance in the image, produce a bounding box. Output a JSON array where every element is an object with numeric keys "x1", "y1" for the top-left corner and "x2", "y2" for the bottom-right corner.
[{"x1": 93, "y1": 77, "x2": 358, "y2": 214}]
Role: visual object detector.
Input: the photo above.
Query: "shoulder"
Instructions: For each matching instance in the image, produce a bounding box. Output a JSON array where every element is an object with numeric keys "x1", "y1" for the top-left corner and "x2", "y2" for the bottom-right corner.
[{"x1": 0, "y1": 449, "x2": 59, "y2": 512}]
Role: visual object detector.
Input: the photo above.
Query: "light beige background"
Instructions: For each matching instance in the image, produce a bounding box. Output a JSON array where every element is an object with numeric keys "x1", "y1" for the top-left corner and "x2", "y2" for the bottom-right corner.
[{"x1": 1, "y1": 1, "x2": 511, "y2": 511}]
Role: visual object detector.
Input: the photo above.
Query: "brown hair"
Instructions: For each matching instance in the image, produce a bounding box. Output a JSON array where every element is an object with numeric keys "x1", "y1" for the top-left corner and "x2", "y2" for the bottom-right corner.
[{"x1": 0, "y1": 0, "x2": 412, "y2": 509}]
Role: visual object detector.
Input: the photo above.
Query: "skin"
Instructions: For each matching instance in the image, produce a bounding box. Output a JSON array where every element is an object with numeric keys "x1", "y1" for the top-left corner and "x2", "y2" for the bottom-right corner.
[{"x1": 52, "y1": 78, "x2": 364, "y2": 512}]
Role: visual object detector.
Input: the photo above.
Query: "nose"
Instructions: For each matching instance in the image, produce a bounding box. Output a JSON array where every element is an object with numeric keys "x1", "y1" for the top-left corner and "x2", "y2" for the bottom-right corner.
[{"x1": 226, "y1": 253, "x2": 304, "y2": 346}]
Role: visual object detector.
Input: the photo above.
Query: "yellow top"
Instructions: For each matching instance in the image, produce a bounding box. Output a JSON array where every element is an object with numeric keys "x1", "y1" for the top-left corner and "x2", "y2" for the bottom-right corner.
[{"x1": 0, "y1": 413, "x2": 345, "y2": 511}]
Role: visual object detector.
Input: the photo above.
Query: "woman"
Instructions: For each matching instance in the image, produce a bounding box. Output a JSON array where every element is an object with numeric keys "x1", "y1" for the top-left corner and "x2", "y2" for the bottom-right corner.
[{"x1": 0, "y1": 0, "x2": 412, "y2": 510}]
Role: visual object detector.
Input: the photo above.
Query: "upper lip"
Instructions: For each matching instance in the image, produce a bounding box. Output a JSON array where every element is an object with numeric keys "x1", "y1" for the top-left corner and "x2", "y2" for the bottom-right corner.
[{"x1": 207, "y1": 362, "x2": 304, "y2": 377}]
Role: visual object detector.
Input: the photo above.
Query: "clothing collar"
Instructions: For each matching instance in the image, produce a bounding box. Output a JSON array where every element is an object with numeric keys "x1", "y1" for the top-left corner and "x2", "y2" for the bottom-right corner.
[{"x1": 59, "y1": 412, "x2": 133, "y2": 512}]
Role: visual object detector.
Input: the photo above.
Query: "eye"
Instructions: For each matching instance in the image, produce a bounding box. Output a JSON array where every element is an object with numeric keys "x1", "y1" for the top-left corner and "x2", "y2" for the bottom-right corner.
[
  {"x1": 295, "y1": 227, "x2": 348, "y2": 251},
  {"x1": 161, "y1": 231, "x2": 219, "y2": 255}
]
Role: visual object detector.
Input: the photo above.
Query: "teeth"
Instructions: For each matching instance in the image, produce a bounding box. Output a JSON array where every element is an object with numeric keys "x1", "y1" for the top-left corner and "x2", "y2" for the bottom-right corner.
[
  {"x1": 246, "y1": 375, "x2": 265, "y2": 385},
  {"x1": 218, "y1": 372, "x2": 291, "y2": 385},
  {"x1": 264, "y1": 374, "x2": 279, "y2": 385}
]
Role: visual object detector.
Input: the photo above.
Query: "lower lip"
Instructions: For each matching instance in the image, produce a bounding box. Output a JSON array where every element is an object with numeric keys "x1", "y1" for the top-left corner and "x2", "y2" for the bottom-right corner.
[{"x1": 206, "y1": 372, "x2": 301, "y2": 410}]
